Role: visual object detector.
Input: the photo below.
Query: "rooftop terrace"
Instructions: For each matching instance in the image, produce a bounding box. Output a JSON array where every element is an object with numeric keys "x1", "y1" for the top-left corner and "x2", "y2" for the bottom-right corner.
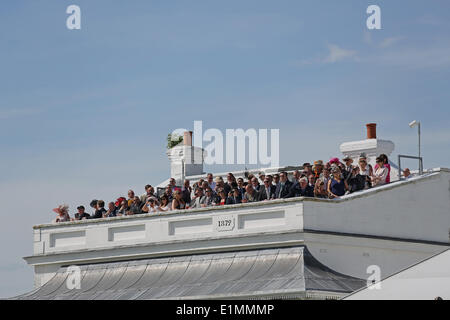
[{"x1": 25, "y1": 168, "x2": 450, "y2": 291}]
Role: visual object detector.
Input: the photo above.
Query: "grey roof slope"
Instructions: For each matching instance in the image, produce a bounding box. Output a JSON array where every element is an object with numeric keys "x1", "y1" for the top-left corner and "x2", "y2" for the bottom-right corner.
[{"x1": 11, "y1": 246, "x2": 364, "y2": 300}]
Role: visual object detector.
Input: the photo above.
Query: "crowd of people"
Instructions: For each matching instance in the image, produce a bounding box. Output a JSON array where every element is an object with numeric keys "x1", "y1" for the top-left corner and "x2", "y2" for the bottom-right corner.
[{"x1": 52, "y1": 153, "x2": 400, "y2": 223}]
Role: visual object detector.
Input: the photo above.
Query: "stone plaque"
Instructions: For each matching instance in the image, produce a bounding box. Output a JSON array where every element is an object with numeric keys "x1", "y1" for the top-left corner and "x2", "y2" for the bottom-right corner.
[{"x1": 214, "y1": 215, "x2": 235, "y2": 232}]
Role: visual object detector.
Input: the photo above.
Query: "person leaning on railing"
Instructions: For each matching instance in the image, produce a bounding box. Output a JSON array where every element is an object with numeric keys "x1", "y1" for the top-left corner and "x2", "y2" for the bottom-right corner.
[
  {"x1": 74, "y1": 205, "x2": 90, "y2": 220},
  {"x1": 104, "y1": 202, "x2": 118, "y2": 218},
  {"x1": 314, "y1": 179, "x2": 328, "y2": 198},
  {"x1": 141, "y1": 197, "x2": 160, "y2": 214},
  {"x1": 128, "y1": 197, "x2": 144, "y2": 215},
  {"x1": 226, "y1": 188, "x2": 242, "y2": 205},
  {"x1": 171, "y1": 190, "x2": 186, "y2": 210},
  {"x1": 116, "y1": 198, "x2": 128, "y2": 215},
  {"x1": 189, "y1": 188, "x2": 207, "y2": 208},
  {"x1": 259, "y1": 177, "x2": 276, "y2": 201},
  {"x1": 371, "y1": 156, "x2": 389, "y2": 187},
  {"x1": 52, "y1": 204, "x2": 73, "y2": 223},
  {"x1": 327, "y1": 167, "x2": 348, "y2": 199},
  {"x1": 375, "y1": 154, "x2": 391, "y2": 184},
  {"x1": 92, "y1": 200, "x2": 107, "y2": 219},
  {"x1": 217, "y1": 188, "x2": 228, "y2": 206},
  {"x1": 157, "y1": 195, "x2": 171, "y2": 212},
  {"x1": 403, "y1": 168, "x2": 411, "y2": 179},
  {"x1": 357, "y1": 154, "x2": 373, "y2": 189},
  {"x1": 289, "y1": 177, "x2": 314, "y2": 198},
  {"x1": 60, "y1": 157, "x2": 392, "y2": 224},
  {"x1": 242, "y1": 184, "x2": 259, "y2": 203},
  {"x1": 347, "y1": 166, "x2": 366, "y2": 193}
]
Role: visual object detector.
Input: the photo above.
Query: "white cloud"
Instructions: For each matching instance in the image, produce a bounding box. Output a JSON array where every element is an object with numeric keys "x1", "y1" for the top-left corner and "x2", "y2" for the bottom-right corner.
[
  {"x1": 323, "y1": 44, "x2": 357, "y2": 63},
  {"x1": 379, "y1": 37, "x2": 403, "y2": 48},
  {"x1": 294, "y1": 44, "x2": 357, "y2": 66},
  {"x1": 298, "y1": 38, "x2": 450, "y2": 70}
]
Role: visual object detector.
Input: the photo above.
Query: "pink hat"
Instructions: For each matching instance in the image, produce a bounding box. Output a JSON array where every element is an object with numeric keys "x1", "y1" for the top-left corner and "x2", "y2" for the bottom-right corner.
[
  {"x1": 329, "y1": 157, "x2": 339, "y2": 164},
  {"x1": 52, "y1": 204, "x2": 69, "y2": 215}
]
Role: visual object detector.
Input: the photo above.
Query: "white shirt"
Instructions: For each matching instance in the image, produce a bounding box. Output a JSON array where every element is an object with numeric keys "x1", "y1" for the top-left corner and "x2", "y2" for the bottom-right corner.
[
  {"x1": 144, "y1": 204, "x2": 159, "y2": 213},
  {"x1": 158, "y1": 205, "x2": 170, "y2": 212},
  {"x1": 373, "y1": 167, "x2": 388, "y2": 186}
]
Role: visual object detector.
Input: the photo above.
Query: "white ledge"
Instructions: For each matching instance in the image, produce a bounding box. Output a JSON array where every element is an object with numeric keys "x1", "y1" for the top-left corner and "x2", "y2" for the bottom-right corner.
[{"x1": 34, "y1": 167, "x2": 448, "y2": 230}]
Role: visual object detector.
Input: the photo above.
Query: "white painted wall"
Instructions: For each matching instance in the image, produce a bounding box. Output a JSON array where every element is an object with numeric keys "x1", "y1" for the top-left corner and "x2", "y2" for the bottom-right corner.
[
  {"x1": 303, "y1": 171, "x2": 450, "y2": 243},
  {"x1": 26, "y1": 169, "x2": 450, "y2": 290},
  {"x1": 344, "y1": 249, "x2": 450, "y2": 300},
  {"x1": 306, "y1": 232, "x2": 446, "y2": 280}
]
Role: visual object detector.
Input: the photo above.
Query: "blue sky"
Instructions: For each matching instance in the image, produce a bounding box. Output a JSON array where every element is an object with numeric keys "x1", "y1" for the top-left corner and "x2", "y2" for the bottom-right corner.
[{"x1": 1, "y1": 0, "x2": 450, "y2": 297}]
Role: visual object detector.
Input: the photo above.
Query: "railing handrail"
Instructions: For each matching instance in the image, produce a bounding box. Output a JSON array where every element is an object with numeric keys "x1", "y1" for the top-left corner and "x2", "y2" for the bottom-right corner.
[
  {"x1": 398, "y1": 154, "x2": 423, "y2": 180},
  {"x1": 34, "y1": 169, "x2": 447, "y2": 230}
]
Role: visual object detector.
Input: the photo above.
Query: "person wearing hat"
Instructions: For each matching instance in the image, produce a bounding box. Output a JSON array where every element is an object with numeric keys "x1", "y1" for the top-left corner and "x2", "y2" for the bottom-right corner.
[
  {"x1": 328, "y1": 157, "x2": 339, "y2": 165},
  {"x1": 358, "y1": 153, "x2": 373, "y2": 189},
  {"x1": 74, "y1": 205, "x2": 90, "y2": 220},
  {"x1": 342, "y1": 156, "x2": 354, "y2": 181},
  {"x1": 313, "y1": 160, "x2": 324, "y2": 178},
  {"x1": 52, "y1": 204, "x2": 72, "y2": 223},
  {"x1": 89, "y1": 199, "x2": 98, "y2": 212}
]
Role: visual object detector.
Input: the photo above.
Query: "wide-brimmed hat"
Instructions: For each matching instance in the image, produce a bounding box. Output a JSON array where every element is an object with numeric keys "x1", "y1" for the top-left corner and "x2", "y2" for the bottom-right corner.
[
  {"x1": 313, "y1": 160, "x2": 324, "y2": 166},
  {"x1": 53, "y1": 204, "x2": 69, "y2": 215},
  {"x1": 331, "y1": 166, "x2": 340, "y2": 173},
  {"x1": 342, "y1": 156, "x2": 352, "y2": 161},
  {"x1": 329, "y1": 157, "x2": 339, "y2": 164},
  {"x1": 215, "y1": 176, "x2": 223, "y2": 182}
]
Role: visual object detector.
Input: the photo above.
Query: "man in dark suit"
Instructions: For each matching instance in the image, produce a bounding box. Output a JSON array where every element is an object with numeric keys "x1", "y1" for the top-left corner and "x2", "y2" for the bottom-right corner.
[
  {"x1": 181, "y1": 179, "x2": 192, "y2": 205},
  {"x1": 251, "y1": 177, "x2": 261, "y2": 192},
  {"x1": 259, "y1": 177, "x2": 276, "y2": 201},
  {"x1": 243, "y1": 184, "x2": 259, "y2": 203},
  {"x1": 342, "y1": 156, "x2": 354, "y2": 182},
  {"x1": 226, "y1": 188, "x2": 242, "y2": 205},
  {"x1": 289, "y1": 177, "x2": 314, "y2": 198},
  {"x1": 274, "y1": 171, "x2": 293, "y2": 199},
  {"x1": 236, "y1": 177, "x2": 246, "y2": 199}
]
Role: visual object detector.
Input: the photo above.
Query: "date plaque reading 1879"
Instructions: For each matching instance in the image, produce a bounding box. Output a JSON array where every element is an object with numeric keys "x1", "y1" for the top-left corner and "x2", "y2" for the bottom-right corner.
[{"x1": 214, "y1": 215, "x2": 235, "y2": 232}]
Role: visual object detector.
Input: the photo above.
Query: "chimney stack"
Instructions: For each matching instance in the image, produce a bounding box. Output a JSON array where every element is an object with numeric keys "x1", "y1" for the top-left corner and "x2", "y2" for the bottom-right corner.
[
  {"x1": 366, "y1": 123, "x2": 377, "y2": 139},
  {"x1": 167, "y1": 131, "x2": 205, "y2": 183},
  {"x1": 183, "y1": 131, "x2": 193, "y2": 146},
  {"x1": 340, "y1": 122, "x2": 396, "y2": 180}
]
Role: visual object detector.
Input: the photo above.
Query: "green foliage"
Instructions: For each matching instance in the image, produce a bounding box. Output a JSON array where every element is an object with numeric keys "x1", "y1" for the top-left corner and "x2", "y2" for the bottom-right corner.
[{"x1": 167, "y1": 133, "x2": 183, "y2": 149}]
